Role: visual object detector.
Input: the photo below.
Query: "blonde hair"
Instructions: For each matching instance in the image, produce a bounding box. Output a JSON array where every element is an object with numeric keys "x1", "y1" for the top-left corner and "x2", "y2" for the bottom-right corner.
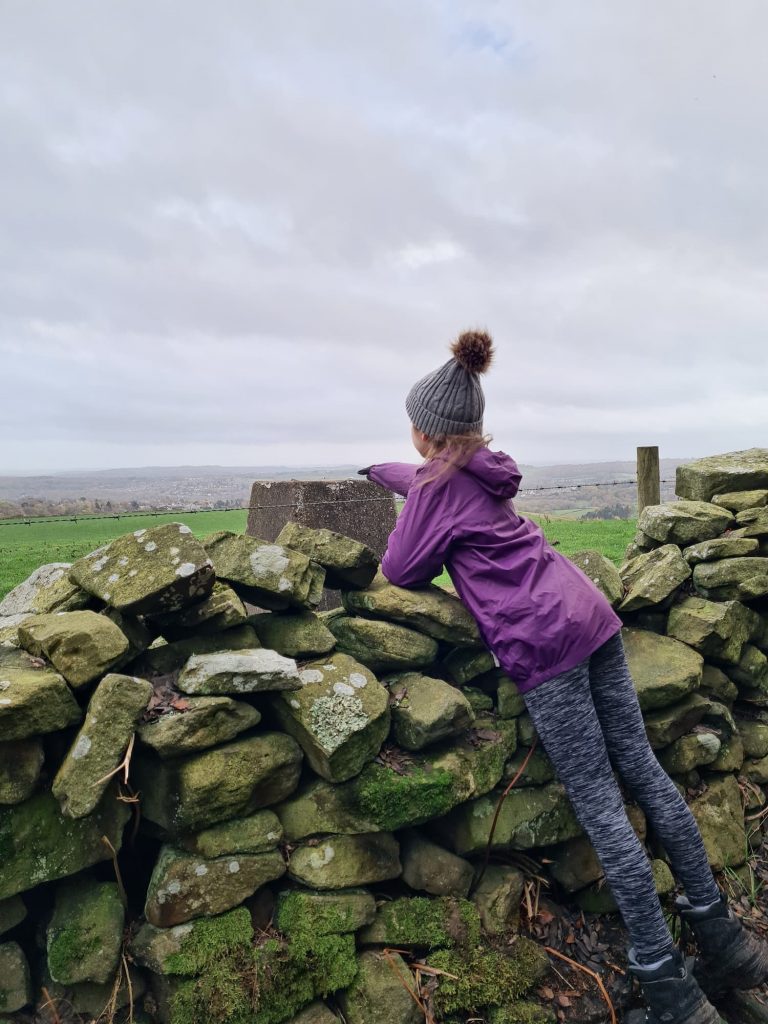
[{"x1": 413, "y1": 431, "x2": 492, "y2": 489}]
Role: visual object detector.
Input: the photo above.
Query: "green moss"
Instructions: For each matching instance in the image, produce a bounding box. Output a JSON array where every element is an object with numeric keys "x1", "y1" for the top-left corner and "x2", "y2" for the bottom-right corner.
[
  {"x1": 364, "y1": 897, "x2": 480, "y2": 950},
  {"x1": 167, "y1": 912, "x2": 358, "y2": 1024},
  {"x1": 274, "y1": 892, "x2": 356, "y2": 938},
  {"x1": 48, "y1": 922, "x2": 100, "y2": 980},
  {"x1": 429, "y1": 939, "x2": 549, "y2": 1015},
  {"x1": 355, "y1": 762, "x2": 458, "y2": 829},
  {"x1": 490, "y1": 1002, "x2": 556, "y2": 1024},
  {"x1": 164, "y1": 908, "x2": 254, "y2": 975}
]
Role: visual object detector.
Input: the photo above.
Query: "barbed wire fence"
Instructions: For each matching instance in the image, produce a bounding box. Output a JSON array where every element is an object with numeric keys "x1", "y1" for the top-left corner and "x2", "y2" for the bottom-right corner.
[{"x1": 0, "y1": 476, "x2": 678, "y2": 529}]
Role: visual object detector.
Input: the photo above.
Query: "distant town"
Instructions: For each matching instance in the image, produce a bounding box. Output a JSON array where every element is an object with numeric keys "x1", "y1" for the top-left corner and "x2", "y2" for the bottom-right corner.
[{"x1": 0, "y1": 459, "x2": 687, "y2": 521}]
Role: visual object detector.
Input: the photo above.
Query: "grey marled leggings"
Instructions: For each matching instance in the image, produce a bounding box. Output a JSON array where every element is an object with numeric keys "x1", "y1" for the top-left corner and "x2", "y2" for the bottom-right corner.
[{"x1": 524, "y1": 630, "x2": 720, "y2": 964}]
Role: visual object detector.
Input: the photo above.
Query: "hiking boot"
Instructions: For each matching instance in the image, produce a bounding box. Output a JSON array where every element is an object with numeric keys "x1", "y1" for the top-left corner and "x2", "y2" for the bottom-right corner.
[
  {"x1": 676, "y1": 892, "x2": 768, "y2": 993},
  {"x1": 625, "y1": 947, "x2": 723, "y2": 1024}
]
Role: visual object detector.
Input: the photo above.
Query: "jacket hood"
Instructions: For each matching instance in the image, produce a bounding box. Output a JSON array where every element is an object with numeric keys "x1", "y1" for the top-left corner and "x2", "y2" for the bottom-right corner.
[{"x1": 461, "y1": 447, "x2": 522, "y2": 498}]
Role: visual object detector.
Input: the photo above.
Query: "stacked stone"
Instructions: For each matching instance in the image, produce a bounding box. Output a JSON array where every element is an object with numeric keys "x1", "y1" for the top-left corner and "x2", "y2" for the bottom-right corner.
[{"x1": 0, "y1": 447, "x2": 765, "y2": 1024}]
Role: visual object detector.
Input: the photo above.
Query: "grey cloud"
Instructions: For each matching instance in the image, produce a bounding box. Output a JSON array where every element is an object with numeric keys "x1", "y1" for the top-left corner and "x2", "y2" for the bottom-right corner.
[{"x1": 1, "y1": 0, "x2": 766, "y2": 472}]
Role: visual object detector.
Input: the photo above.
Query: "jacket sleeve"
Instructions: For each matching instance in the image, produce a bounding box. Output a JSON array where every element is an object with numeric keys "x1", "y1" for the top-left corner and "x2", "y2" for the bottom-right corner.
[
  {"x1": 381, "y1": 478, "x2": 453, "y2": 588},
  {"x1": 367, "y1": 462, "x2": 421, "y2": 497}
]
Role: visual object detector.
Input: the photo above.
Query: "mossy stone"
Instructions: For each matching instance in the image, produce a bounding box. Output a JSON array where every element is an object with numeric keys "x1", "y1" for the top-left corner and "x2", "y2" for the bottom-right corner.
[
  {"x1": 47, "y1": 879, "x2": 124, "y2": 984},
  {"x1": 638, "y1": 501, "x2": 734, "y2": 546},
  {"x1": 70, "y1": 523, "x2": 215, "y2": 615},
  {"x1": 709, "y1": 731, "x2": 745, "y2": 772},
  {"x1": 743, "y1": 753, "x2": 768, "y2": 785},
  {"x1": 204, "y1": 531, "x2": 323, "y2": 610},
  {"x1": 272, "y1": 653, "x2": 390, "y2": 783},
  {"x1": 327, "y1": 615, "x2": 438, "y2": 673},
  {"x1": 288, "y1": 833, "x2": 401, "y2": 890},
  {"x1": 138, "y1": 696, "x2": 261, "y2": 758},
  {"x1": 736, "y1": 507, "x2": 768, "y2": 538},
  {"x1": 689, "y1": 774, "x2": 747, "y2": 869},
  {"x1": 145, "y1": 844, "x2": 286, "y2": 926},
  {"x1": 18, "y1": 609, "x2": 130, "y2": 688},
  {"x1": 134, "y1": 732, "x2": 303, "y2": 833},
  {"x1": 502, "y1": 745, "x2": 556, "y2": 787},
  {"x1": 0, "y1": 897, "x2": 25, "y2": 937},
  {"x1": 275, "y1": 776, "x2": 379, "y2": 841},
  {"x1": 250, "y1": 611, "x2": 336, "y2": 658},
  {"x1": 568, "y1": 549, "x2": 624, "y2": 606},
  {"x1": 428, "y1": 939, "x2": 549, "y2": 1016},
  {"x1": 42, "y1": 965, "x2": 145, "y2": 1017},
  {"x1": 497, "y1": 676, "x2": 526, "y2": 718},
  {"x1": 0, "y1": 738, "x2": 44, "y2": 805},
  {"x1": 462, "y1": 686, "x2": 494, "y2": 713},
  {"x1": 576, "y1": 859, "x2": 675, "y2": 914},
  {"x1": 289, "y1": 1004, "x2": 339, "y2": 1024},
  {"x1": 176, "y1": 648, "x2": 300, "y2": 695},
  {"x1": 730, "y1": 645, "x2": 768, "y2": 691},
  {"x1": 342, "y1": 571, "x2": 481, "y2": 646},
  {"x1": 150, "y1": 582, "x2": 247, "y2": 641},
  {"x1": 735, "y1": 716, "x2": 768, "y2": 758},
  {"x1": 276, "y1": 720, "x2": 515, "y2": 840},
  {"x1": 357, "y1": 720, "x2": 516, "y2": 831},
  {"x1": 700, "y1": 664, "x2": 738, "y2": 704},
  {"x1": 667, "y1": 596, "x2": 754, "y2": 665},
  {"x1": 658, "y1": 731, "x2": 721, "y2": 774},
  {"x1": 276, "y1": 522, "x2": 379, "y2": 590},
  {"x1": 0, "y1": 788, "x2": 130, "y2": 900},
  {"x1": 179, "y1": 810, "x2": 283, "y2": 858},
  {"x1": 434, "y1": 783, "x2": 582, "y2": 856},
  {"x1": 389, "y1": 673, "x2": 474, "y2": 750},
  {"x1": 0, "y1": 941, "x2": 31, "y2": 1013},
  {"x1": 0, "y1": 613, "x2": 30, "y2": 646},
  {"x1": 0, "y1": 562, "x2": 90, "y2": 617},
  {"x1": 712, "y1": 488, "x2": 768, "y2": 512},
  {"x1": 471, "y1": 864, "x2": 525, "y2": 935},
  {"x1": 622, "y1": 627, "x2": 703, "y2": 710},
  {"x1": 160, "y1": 918, "x2": 357, "y2": 1024},
  {"x1": 618, "y1": 545, "x2": 691, "y2": 612},
  {"x1": 337, "y1": 949, "x2": 422, "y2": 1024},
  {"x1": 357, "y1": 895, "x2": 480, "y2": 949},
  {"x1": 131, "y1": 907, "x2": 253, "y2": 975},
  {"x1": 400, "y1": 832, "x2": 474, "y2": 897},
  {"x1": 684, "y1": 537, "x2": 760, "y2": 565},
  {"x1": 275, "y1": 888, "x2": 376, "y2": 936},
  {"x1": 694, "y1": 558, "x2": 768, "y2": 602},
  {"x1": 443, "y1": 648, "x2": 496, "y2": 686},
  {"x1": 52, "y1": 673, "x2": 152, "y2": 818},
  {"x1": 643, "y1": 694, "x2": 711, "y2": 749},
  {"x1": 129, "y1": 623, "x2": 261, "y2": 676}
]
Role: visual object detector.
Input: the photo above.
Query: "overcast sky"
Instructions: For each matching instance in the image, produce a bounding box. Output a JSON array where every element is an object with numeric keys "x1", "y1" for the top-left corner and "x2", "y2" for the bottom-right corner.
[{"x1": 1, "y1": 2, "x2": 766, "y2": 473}]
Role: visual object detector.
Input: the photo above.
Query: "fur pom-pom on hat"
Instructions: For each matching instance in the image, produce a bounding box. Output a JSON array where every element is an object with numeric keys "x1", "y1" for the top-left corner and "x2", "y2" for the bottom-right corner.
[
  {"x1": 405, "y1": 327, "x2": 494, "y2": 436},
  {"x1": 451, "y1": 330, "x2": 494, "y2": 375}
]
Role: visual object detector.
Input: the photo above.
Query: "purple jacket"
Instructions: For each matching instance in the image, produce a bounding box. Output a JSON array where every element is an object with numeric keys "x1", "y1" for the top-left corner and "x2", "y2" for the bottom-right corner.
[{"x1": 368, "y1": 448, "x2": 622, "y2": 693}]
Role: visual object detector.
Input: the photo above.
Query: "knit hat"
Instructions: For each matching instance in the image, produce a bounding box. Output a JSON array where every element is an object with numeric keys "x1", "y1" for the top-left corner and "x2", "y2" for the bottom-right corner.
[{"x1": 406, "y1": 330, "x2": 494, "y2": 436}]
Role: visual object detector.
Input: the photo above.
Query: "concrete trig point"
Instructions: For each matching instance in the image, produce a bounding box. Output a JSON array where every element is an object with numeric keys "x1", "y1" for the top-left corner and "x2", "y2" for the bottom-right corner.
[{"x1": 246, "y1": 478, "x2": 398, "y2": 607}]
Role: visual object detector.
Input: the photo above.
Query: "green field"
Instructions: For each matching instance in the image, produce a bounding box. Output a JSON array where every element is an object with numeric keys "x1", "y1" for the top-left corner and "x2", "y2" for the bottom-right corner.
[
  {"x1": 0, "y1": 510, "x2": 635, "y2": 601},
  {"x1": 0, "y1": 511, "x2": 248, "y2": 601}
]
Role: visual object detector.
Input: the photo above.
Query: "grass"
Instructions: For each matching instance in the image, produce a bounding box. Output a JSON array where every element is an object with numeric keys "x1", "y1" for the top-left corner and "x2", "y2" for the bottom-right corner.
[
  {"x1": 0, "y1": 510, "x2": 248, "y2": 601},
  {"x1": 0, "y1": 510, "x2": 636, "y2": 602}
]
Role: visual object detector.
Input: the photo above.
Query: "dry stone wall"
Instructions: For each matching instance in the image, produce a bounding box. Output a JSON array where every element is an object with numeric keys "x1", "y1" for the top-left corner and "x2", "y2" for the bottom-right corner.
[{"x1": 0, "y1": 448, "x2": 767, "y2": 1024}]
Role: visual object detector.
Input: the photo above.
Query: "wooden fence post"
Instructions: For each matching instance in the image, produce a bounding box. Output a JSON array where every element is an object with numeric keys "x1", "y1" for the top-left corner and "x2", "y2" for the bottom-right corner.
[{"x1": 637, "y1": 446, "x2": 660, "y2": 515}]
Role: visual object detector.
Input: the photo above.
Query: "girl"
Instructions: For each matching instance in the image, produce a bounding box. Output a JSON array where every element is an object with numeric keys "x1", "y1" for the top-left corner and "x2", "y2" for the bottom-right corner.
[{"x1": 360, "y1": 330, "x2": 767, "y2": 1024}]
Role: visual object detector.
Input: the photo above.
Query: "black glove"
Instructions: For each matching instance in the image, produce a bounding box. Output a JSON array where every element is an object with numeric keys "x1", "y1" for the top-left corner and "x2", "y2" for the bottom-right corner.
[{"x1": 357, "y1": 466, "x2": 373, "y2": 477}]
